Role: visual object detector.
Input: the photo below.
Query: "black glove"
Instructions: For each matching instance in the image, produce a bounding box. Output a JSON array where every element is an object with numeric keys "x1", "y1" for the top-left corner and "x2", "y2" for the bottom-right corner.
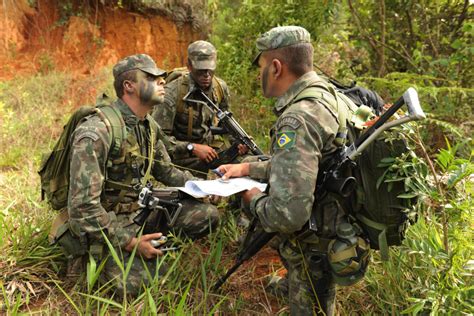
[{"x1": 344, "y1": 87, "x2": 385, "y2": 115}]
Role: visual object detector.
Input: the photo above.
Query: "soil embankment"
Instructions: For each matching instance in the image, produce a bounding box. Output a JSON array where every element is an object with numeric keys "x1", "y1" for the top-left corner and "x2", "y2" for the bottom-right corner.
[{"x1": 0, "y1": 0, "x2": 202, "y2": 80}]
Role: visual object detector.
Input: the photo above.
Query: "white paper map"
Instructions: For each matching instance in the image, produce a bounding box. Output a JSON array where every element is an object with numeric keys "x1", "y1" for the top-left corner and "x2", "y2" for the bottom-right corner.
[{"x1": 178, "y1": 177, "x2": 267, "y2": 198}]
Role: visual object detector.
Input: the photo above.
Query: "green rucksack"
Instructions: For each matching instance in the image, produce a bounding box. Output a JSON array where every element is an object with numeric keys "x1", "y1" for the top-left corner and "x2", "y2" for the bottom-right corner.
[
  {"x1": 297, "y1": 82, "x2": 419, "y2": 261},
  {"x1": 38, "y1": 97, "x2": 126, "y2": 210},
  {"x1": 338, "y1": 88, "x2": 418, "y2": 261}
]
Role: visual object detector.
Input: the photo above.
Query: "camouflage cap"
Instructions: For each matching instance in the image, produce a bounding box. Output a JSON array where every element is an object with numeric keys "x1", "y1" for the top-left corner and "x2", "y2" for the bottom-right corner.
[
  {"x1": 252, "y1": 26, "x2": 311, "y2": 65},
  {"x1": 113, "y1": 54, "x2": 166, "y2": 78},
  {"x1": 188, "y1": 40, "x2": 217, "y2": 70}
]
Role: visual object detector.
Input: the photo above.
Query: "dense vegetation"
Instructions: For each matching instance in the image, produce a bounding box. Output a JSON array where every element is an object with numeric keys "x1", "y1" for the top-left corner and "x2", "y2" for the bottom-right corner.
[{"x1": 0, "y1": 0, "x2": 472, "y2": 314}]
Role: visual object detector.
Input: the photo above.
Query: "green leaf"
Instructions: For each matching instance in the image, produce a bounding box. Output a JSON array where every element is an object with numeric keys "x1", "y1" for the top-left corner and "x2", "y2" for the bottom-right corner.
[
  {"x1": 401, "y1": 300, "x2": 425, "y2": 314},
  {"x1": 397, "y1": 193, "x2": 419, "y2": 199},
  {"x1": 451, "y1": 39, "x2": 463, "y2": 50},
  {"x1": 146, "y1": 289, "x2": 157, "y2": 315},
  {"x1": 79, "y1": 293, "x2": 123, "y2": 309}
]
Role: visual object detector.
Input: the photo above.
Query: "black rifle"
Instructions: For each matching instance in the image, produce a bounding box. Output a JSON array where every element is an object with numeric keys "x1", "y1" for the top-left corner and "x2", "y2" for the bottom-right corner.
[
  {"x1": 183, "y1": 90, "x2": 265, "y2": 156},
  {"x1": 212, "y1": 87, "x2": 425, "y2": 291},
  {"x1": 133, "y1": 184, "x2": 183, "y2": 227}
]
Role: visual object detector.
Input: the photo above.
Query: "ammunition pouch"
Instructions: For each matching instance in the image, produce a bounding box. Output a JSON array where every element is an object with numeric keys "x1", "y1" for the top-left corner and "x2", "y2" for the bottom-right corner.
[
  {"x1": 57, "y1": 229, "x2": 88, "y2": 259},
  {"x1": 50, "y1": 209, "x2": 103, "y2": 263}
]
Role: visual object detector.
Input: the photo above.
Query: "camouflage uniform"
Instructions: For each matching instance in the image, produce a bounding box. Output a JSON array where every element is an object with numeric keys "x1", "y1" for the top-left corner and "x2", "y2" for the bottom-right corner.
[
  {"x1": 63, "y1": 54, "x2": 219, "y2": 297},
  {"x1": 152, "y1": 41, "x2": 238, "y2": 175},
  {"x1": 248, "y1": 27, "x2": 348, "y2": 315}
]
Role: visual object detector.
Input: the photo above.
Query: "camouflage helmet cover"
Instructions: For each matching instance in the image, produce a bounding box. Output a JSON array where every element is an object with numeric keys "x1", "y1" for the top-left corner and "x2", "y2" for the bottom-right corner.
[
  {"x1": 113, "y1": 54, "x2": 166, "y2": 78},
  {"x1": 253, "y1": 26, "x2": 311, "y2": 65},
  {"x1": 188, "y1": 40, "x2": 217, "y2": 70}
]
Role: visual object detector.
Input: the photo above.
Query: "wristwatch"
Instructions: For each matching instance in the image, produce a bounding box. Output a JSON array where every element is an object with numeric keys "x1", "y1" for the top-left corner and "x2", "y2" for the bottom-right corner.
[{"x1": 186, "y1": 143, "x2": 194, "y2": 154}]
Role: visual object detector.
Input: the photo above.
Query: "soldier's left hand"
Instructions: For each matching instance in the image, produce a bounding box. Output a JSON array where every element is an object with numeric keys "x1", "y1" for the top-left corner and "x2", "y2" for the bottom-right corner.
[
  {"x1": 209, "y1": 194, "x2": 222, "y2": 205},
  {"x1": 241, "y1": 187, "x2": 262, "y2": 207},
  {"x1": 238, "y1": 144, "x2": 249, "y2": 155}
]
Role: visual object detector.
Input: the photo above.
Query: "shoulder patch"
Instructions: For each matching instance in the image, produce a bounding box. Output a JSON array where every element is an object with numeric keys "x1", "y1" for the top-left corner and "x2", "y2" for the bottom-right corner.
[
  {"x1": 76, "y1": 130, "x2": 100, "y2": 142},
  {"x1": 275, "y1": 131, "x2": 296, "y2": 149},
  {"x1": 277, "y1": 116, "x2": 302, "y2": 130}
]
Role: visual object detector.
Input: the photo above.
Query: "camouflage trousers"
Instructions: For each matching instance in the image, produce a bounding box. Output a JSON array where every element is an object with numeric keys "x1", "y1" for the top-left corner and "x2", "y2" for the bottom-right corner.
[
  {"x1": 279, "y1": 239, "x2": 336, "y2": 316},
  {"x1": 69, "y1": 198, "x2": 218, "y2": 297}
]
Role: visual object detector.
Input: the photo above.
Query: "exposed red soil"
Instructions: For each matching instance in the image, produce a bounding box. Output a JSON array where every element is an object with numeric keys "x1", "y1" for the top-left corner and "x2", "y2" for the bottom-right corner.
[{"x1": 0, "y1": 0, "x2": 200, "y2": 81}]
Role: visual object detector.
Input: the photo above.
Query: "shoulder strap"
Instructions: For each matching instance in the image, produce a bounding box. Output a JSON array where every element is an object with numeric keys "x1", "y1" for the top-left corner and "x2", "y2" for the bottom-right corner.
[
  {"x1": 175, "y1": 75, "x2": 195, "y2": 139},
  {"x1": 293, "y1": 84, "x2": 349, "y2": 146},
  {"x1": 96, "y1": 104, "x2": 127, "y2": 158},
  {"x1": 176, "y1": 75, "x2": 189, "y2": 114},
  {"x1": 212, "y1": 77, "x2": 225, "y2": 104},
  {"x1": 142, "y1": 114, "x2": 156, "y2": 184}
]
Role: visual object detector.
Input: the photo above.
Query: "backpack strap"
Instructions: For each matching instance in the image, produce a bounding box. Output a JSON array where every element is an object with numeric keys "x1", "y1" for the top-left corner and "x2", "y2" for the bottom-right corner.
[
  {"x1": 212, "y1": 76, "x2": 225, "y2": 104},
  {"x1": 355, "y1": 213, "x2": 389, "y2": 261},
  {"x1": 175, "y1": 75, "x2": 195, "y2": 139},
  {"x1": 96, "y1": 104, "x2": 129, "y2": 207},
  {"x1": 293, "y1": 84, "x2": 349, "y2": 146},
  {"x1": 96, "y1": 105, "x2": 126, "y2": 159},
  {"x1": 176, "y1": 75, "x2": 187, "y2": 114},
  {"x1": 142, "y1": 114, "x2": 156, "y2": 185}
]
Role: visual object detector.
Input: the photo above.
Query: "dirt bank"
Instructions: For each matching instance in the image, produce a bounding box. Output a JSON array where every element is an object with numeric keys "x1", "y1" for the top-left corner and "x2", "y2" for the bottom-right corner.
[{"x1": 0, "y1": 0, "x2": 203, "y2": 80}]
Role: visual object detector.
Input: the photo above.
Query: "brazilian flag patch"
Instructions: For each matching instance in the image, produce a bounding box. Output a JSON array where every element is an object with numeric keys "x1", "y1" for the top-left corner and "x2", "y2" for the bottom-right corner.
[{"x1": 275, "y1": 131, "x2": 296, "y2": 149}]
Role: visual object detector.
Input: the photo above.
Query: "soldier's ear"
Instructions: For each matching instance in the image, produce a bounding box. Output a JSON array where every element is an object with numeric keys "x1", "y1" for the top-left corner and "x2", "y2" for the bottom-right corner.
[
  {"x1": 123, "y1": 80, "x2": 134, "y2": 94},
  {"x1": 272, "y1": 59, "x2": 282, "y2": 78}
]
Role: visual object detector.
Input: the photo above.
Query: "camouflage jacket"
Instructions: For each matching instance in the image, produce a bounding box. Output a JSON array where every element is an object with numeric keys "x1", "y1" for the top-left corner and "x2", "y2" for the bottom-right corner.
[
  {"x1": 68, "y1": 99, "x2": 194, "y2": 248},
  {"x1": 247, "y1": 71, "x2": 340, "y2": 234},
  {"x1": 153, "y1": 73, "x2": 231, "y2": 156}
]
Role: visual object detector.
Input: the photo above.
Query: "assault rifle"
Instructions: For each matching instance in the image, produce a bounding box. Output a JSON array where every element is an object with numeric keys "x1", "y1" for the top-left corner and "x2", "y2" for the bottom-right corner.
[
  {"x1": 212, "y1": 87, "x2": 425, "y2": 291},
  {"x1": 133, "y1": 184, "x2": 183, "y2": 227},
  {"x1": 183, "y1": 90, "x2": 265, "y2": 157}
]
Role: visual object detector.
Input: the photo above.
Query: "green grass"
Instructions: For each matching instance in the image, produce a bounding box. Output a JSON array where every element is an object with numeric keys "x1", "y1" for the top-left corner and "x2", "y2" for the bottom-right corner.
[{"x1": 0, "y1": 70, "x2": 472, "y2": 314}]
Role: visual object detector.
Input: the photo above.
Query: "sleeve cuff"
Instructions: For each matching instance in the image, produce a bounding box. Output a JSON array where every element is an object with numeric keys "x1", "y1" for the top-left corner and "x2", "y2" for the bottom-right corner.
[
  {"x1": 248, "y1": 161, "x2": 270, "y2": 180},
  {"x1": 174, "y1": 140, "x2": 189, "y2": 155},
  {"x1": 249, "y1": 192, "x2": 267, "y2": 217}
]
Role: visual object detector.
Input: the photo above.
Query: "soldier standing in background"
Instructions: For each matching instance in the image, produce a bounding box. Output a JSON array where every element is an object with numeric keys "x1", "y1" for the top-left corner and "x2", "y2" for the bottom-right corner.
[{"x1": 153, "y1": 40, "x2": 248, "y2": 177}]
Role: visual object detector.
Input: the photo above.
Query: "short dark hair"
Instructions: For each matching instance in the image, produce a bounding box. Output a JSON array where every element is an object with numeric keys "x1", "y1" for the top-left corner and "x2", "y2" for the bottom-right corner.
[
  {"x1": 268, "y1": 43, "x2": 314, "y2": 77},
  {"x1": 114, "y1": 69, "x2": 138, "y2": 98}
]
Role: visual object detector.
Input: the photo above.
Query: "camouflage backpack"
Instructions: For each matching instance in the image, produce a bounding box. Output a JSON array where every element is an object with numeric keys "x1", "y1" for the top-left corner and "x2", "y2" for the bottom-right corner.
[
  {"x1": 295, "y1": 81, "x2": 418, "y2": 261},
  {"x1": 38, "y1": 96, "x2": 126, "y2": 210}
]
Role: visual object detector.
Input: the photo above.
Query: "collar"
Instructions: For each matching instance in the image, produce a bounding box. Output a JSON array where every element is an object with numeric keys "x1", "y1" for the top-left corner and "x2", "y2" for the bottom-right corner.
[
  {"x1": 114, "y1": 98, "x2": 140, "y2": 126},
  {"x1": 273, "y1": 71, "x2": 323, "y2": 116}
]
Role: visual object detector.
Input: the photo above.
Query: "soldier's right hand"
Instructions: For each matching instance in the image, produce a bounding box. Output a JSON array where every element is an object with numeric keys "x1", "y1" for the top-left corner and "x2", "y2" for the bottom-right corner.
[
  {"x1": 124, "y1": 232, "x2": 164, "y2": 259},
  {"x1": 193, "y1": 143, "x2": 218, "y2": 163}
]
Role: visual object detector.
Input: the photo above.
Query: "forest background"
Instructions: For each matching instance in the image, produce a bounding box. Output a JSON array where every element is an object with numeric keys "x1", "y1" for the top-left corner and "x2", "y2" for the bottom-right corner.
[{"x1": 0, "y1": 0, "x2": 472, "y2": 314}]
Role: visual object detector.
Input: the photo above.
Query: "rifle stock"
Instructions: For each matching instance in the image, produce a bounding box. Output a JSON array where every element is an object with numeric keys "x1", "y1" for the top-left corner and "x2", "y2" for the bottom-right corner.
[{"x1": 212, "y1": 87, "x2": 425, "y2": 290}]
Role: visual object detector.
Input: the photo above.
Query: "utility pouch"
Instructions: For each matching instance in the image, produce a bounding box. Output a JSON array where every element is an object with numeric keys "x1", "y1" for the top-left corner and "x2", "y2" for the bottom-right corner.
[
  {"x1": 56, "y1": 228, "x2": 88, "y2": 259},
  {"x1": 49, "y1": 209, "x2": 69, "y2": 245}
]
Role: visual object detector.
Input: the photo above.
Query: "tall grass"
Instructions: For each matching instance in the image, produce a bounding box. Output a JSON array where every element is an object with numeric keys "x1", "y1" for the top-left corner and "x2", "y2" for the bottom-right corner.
[
  {"x1": 1, "y1": 63, "x2": 472, "y2": 314},
  {"x1": 0, "y1": 70, "x2": 280, "y2": 314}
]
